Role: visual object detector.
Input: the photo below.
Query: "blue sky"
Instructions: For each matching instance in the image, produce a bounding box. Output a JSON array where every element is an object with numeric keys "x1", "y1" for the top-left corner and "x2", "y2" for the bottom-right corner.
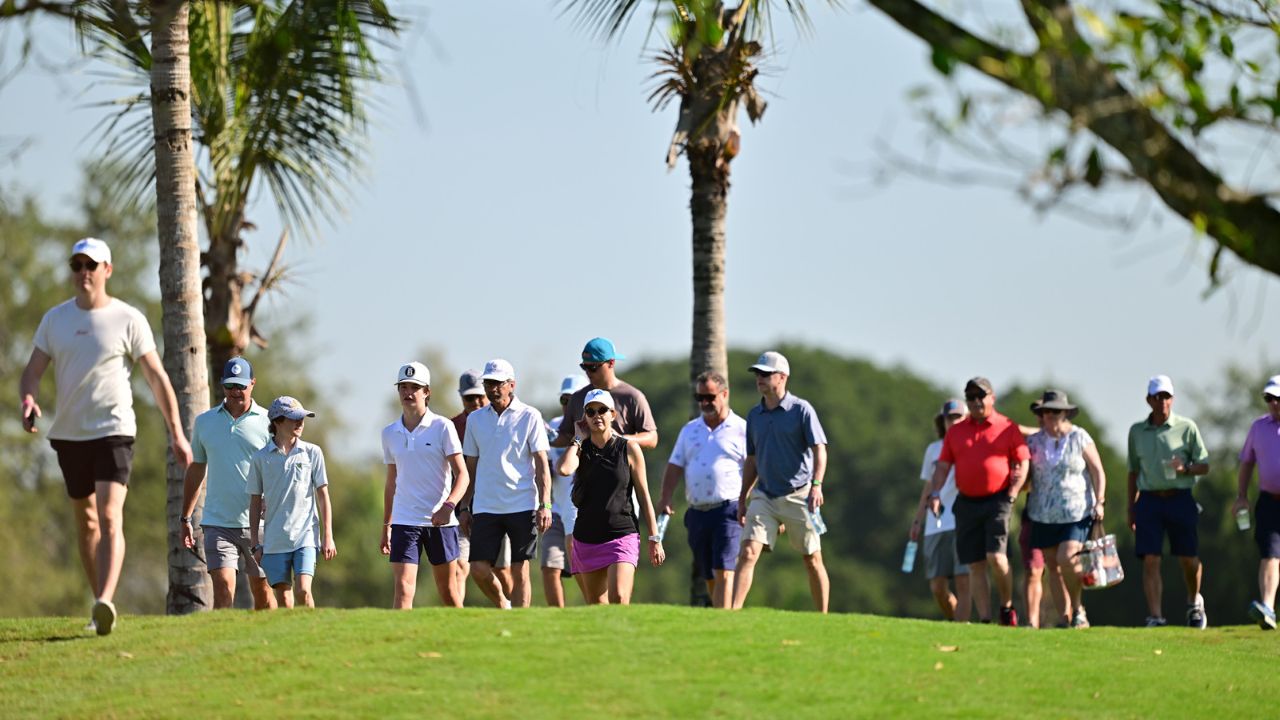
[{"x1": 3, "y1": 2, "x2": 1277, "y2": 459}]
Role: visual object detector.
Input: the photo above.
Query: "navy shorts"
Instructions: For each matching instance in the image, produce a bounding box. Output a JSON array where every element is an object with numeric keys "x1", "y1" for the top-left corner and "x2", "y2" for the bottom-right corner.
[
  {"x1": 1256, "y1": 493, "x2": 1280, "y2": 559},
  {"x1": 390, "y1": 525, "x2": 460, "y2": 566},
  {"x1": 1133, "y1": 490, "x2": 1198, "y2": 557},
  {"x1": 1030, "y1": 517, "x2": 1093, "y2": 549},
  {"x1": 470, "y1": 511, "x2": 538, "y2": 565},
  {"x1": 685, "y1": 500, "x2": 740, "y2": 580}
]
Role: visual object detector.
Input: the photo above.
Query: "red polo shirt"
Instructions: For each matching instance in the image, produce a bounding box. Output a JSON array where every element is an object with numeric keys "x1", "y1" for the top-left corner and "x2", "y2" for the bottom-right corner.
[{"x1": 939, "y1": 411, "x2": 1029, "y2": 497}]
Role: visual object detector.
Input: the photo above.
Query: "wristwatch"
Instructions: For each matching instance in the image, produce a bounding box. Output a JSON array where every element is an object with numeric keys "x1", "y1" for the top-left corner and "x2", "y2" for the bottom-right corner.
[
  {"x1": 252, "y1": 543, "x2": 263, "y2": 553},
  {"x1": 180, "y1": 516, "x2": 192, "y2": 525},
  {"x1": 648, "y1": 535, "x2": 662, "y2": 542}
]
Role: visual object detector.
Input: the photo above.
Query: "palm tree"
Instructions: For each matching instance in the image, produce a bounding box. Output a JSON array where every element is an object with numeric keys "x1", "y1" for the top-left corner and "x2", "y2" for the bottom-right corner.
[{"x1": 566, "y1": 1, "x2": 818, "y2": 386}]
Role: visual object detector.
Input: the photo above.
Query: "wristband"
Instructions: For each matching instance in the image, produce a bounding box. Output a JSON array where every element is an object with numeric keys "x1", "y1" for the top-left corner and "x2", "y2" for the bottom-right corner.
[
  {"x1": 539, "y1": 502, "x2": 553, "y2": 510},
  {"x1": 252, "y1": 544, "x2": 263, "y2": 553},
  {"x1": 811, "y1": 481, "x2": 822, "y2": 487},
  {"x1": 648, "y1": 535, "x2": 662, "y2": 543},
  {"x1": 180, "y1": 516, "x2": 192, "y2": 525},
  {"x1": 441, "y1": 501, "x2": 456, "y2": 510}
]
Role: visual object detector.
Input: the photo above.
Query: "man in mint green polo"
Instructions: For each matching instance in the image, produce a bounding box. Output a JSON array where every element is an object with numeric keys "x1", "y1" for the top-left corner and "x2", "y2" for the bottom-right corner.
[
  {"x1": 180, "y1": 357, "x2": 275, "y2": 610},
  {"x1": 1126, "y1": 374, "x2": 1211, "y2": 629}
]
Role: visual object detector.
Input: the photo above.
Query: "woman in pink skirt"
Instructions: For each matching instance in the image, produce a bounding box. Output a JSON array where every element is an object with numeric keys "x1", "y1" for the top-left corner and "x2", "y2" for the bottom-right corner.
[{"x1": 556, "y1": 388, "x2": 665, "y2": 603}]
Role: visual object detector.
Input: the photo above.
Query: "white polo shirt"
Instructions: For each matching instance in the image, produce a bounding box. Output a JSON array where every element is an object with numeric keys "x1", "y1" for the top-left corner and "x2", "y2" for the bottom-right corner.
[
  {"x1": 382, "y1": 409, "x2": 462, "y2": 527},
  {"x1": 668, "y1": 411, "x2": 747, "y2": 506},
  {"x1": 463, "y1": 397, "x2": 549, "y2": 515},
  {"x1": 546, "y1": 416, "x2": 579, "y2": 533}
]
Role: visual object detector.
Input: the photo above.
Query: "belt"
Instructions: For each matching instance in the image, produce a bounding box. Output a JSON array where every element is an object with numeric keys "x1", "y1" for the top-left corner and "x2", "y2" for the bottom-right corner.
[
  {"x1": 688, "y1": 499, "x2": 732, "y2": 511},
  {"x1": 1144, "y1": 488, "x2": 1191, "y2": 498}
]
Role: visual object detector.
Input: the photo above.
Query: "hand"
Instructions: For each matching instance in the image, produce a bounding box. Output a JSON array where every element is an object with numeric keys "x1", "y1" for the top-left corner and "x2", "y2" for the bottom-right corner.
[
  {"x1": 180, "y1": 519, "x2": 195, "y2": 549},
  {"x1": 430, "y1": 505, "x2": 453, "y2": 527},
  {"x1": 172, "y1": 434, "x2": 193, "y2": 469},
  {"x1": 1168, "y1": 456, "x2": 1186, "y2": 473},
  {"x1": 809, "y1": 485, "x2": 825, "y2": 512},
  {"x1": 928, "y1": 495, "x2": 942, "y2": 518},
  {"x1": 252, "y1": 546, "x2": 263, "y2": 564},
  {"x1": 661, "y1": 502, "x2": 674, "y2": 516},
  {"x1": 379, "y1": 526, "x2": 391, "y2": 556},
  {"x1": 909, "y1": 519, "x2": 921, "y2": 543},
  {"x1": 536, "y1": 507, "x2": 552, "y2": 532},
  {"x1": 1231, "y1": 497, "x2": 1249, "y2": 516},
  {"x1": 1093, "y1": 503, "x2": 1105, "y2": 522},
  {"x1": 322, "y1": 537, "x2": 337, "y2": 560},
  {"x1": 737, "y1": 500, "x2": 747, "y2": 527},
  {"x1": 20, "y1": 398, "x2": 40, "y2": 434},
  {"x1": 459, "y1": 510, "x2": 472, "y2": 538},
  {"x1": 650, "y1": 540, "x2": 665, "y2": 567},
  {"x1": 1127, "y1": 504, "x2": 1136, "y2": 533}
]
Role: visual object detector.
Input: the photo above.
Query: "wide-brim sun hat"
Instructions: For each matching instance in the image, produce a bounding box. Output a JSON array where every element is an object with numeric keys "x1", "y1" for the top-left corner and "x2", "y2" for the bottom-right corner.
[{"x1": 1031, "y1": 389, "x2": 1078, "y2": 419}]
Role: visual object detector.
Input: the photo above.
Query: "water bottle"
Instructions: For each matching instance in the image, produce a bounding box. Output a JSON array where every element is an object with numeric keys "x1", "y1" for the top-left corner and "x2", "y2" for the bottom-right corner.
[
  {"x1": 901, "y1": 540, "x2": 918, "y2": 573},
  {"x1": 655, "y1": 512, "x2": 671, "y2": 541},
  {"x1": 805, "y1": 507, "x2": 828, "y2": 535},
  {"x1": 1236, "y1": 507, "x2": 1252, "y2": 532}
]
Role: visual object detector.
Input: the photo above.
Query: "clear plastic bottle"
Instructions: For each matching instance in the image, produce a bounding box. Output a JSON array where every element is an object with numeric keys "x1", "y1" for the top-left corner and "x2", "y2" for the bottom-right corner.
[
  {"x1": 806, "y1": 507, "x2": 828, "y2": 535},
  {"x1": 901, "y1": 540, "x2": 918, "y2": 573},
  {"x1": 655, "y1": 512, "x2": 671, "y2": 541},
  {"x1": 1237, "y1": 507, "x2": 1252, "y2": 532}
]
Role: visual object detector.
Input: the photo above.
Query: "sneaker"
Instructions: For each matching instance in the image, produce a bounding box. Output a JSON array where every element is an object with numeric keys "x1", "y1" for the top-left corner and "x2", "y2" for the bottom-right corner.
[
  {"x1": 83, "y1": 619, "x2": 96, "y2": 632},
  {"x1": 1144, "y1": 616, "x2": 1167, "y2": 628},
  {"x1": 91, "y1": 599, "x2": 117, "y2": 636},
  {"x1": 999, "y1": 605, "x2": 1019, "y2": 627},
  {"x1": 1186, "y1": 594, "x2": 1207, "y2": 630},
  {"x1": 1071, "y1": 607, "x2": 1090, "y2": 629},
  {"x1": 1249, "y1": 601, "x2": 1277, "y2": 630}
]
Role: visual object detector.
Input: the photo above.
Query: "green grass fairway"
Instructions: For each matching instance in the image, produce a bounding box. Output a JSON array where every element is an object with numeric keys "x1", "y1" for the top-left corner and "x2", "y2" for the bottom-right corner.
[{"x1": 1, "y1": 606, "x2": 1275, "y2": 718}]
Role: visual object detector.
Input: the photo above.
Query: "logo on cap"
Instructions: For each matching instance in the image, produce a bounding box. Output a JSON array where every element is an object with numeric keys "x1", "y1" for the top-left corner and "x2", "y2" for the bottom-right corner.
[
  {"x1": 404, "y1": 365, "x2": 415, "y2": 377},
  {"x1": 230, "y1": 364, "x2": 242, "y2": 375}
]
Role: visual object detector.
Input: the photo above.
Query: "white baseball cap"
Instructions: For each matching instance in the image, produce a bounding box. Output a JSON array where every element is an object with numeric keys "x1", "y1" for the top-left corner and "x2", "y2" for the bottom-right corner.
[
  {"x1": 480, "y1": 358, "x2": 515, "y2": 383},
  {"x1": 71, "y1": 237, "x2": 111, "y2": 264},
  {"x1": 559, "y1": 374, "x2": 589, "y2": 396},
  {"x1": 395, "y1": 362, "x2": 430, "y2": 387},
  {"x1": 750, "y1": 350, "x2": 790, "y2": 376},
  {"x1": 1262, "y1": 375, "x2": 1280, "y2": 397},
  {"x1": 583, "y1": 388, "x2": 615, "y2": 411},
  {"x1": 1147, "y1": 375, "x2": 1175, "y2": 396}
]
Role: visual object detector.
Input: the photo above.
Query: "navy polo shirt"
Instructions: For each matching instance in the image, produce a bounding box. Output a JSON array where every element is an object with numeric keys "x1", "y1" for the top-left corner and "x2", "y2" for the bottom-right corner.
[{"x1": 746, "y1": 393, "x2": 827, "y2": 497}]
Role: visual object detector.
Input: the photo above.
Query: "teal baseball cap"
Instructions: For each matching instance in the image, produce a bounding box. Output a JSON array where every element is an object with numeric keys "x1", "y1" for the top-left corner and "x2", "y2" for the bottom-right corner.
[{"x1": 581, "y1": 337, "x2": 625, "y2": 362}]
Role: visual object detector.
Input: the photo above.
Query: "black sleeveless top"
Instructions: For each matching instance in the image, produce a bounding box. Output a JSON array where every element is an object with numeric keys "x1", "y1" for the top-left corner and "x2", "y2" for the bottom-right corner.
[{"x1": 571, "y1": 435, "x2": 638, "y2": 544}]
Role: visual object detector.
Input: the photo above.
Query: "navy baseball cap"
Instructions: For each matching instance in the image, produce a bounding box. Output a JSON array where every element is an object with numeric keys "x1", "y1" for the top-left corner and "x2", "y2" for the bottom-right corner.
[
  {"x1": 222, "y1": 357, "x2": 253, "y2": 387},
  {"x1": 581, "y1": 337, "x2": 625, "y2": 362}
]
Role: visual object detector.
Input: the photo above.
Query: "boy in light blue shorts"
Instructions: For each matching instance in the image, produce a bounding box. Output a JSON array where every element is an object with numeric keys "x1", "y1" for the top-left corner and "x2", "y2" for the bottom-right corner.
[{"x1": 248, "y1": 396, "x2": 337, "y2": 608}]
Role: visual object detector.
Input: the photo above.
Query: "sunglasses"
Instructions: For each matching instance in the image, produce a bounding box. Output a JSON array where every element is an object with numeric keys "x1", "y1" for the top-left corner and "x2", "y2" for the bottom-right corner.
[
  {"x1": 1151, "y1": 392, "x2": 1173, "y2": 401},
  {"x1": 69, "y1": 259, "x2": 101, "y2": 273},
  {"x1": 964, "y1": 393, "x2": 986, "y2": 402},
  {"x1": 580, "y1": 362, "x2": 604, "y2": 373},
  {"x1": 752, "y1": 370, "x2": 776, "y2": 378},
  {"x1": 945, "y1": 413, "x2": 963, "y2": 420},
  {"x1": 694, "y1": 393, "x2": 719, "y2": 403},
  {"x1": 222, "y1": 384, "x2": 246, "y2": 392},
  {"x1": 1039, "y1": 408, "x2": 1064, "y2": 415},
  {"x1": 1266, "y1": 395, "x2": 1280, "y2": 404},
  {"x1": 584, "y1": 406, "x2": 611, "y2": 417}
]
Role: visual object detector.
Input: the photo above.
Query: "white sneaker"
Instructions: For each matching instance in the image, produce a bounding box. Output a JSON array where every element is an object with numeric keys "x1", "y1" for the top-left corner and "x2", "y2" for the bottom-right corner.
[
  {"x1": 498, "y1": 599, "x2": 512, "y2": 610},
  {"x1": 1186, "y1": 594, "x2": 1207, "y2": 630},
  {"x1": 92, "y1": 600, "x2": 117, "y2": 636}
]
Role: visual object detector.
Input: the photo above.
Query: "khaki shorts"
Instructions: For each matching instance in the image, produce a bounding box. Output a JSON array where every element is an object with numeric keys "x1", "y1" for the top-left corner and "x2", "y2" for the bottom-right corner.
[
  {"x1": 742, "y1": 488, "x2": 821, "y2": 555},
  {"x1": 540, "y1": 514, "x2": 568, "y2": 570},
  {"x1": 203, "y1": 526, "x2": 267, "y2": 578}
]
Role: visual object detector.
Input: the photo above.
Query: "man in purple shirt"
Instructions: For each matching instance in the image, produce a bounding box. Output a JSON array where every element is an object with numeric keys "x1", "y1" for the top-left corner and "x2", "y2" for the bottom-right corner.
[{"x1": 1233, "y1": 374, "x2": 1280, "y2": 630}]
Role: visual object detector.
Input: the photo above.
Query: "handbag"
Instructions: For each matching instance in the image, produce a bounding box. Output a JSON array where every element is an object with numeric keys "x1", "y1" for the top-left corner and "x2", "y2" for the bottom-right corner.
[{"x1": 1076, "y1": 519, "x2": 1125, "y2": 589}]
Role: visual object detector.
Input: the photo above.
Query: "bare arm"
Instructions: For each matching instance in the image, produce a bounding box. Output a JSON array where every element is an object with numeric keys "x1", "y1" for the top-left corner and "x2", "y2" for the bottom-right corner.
[
  {"x1": 809, "y1": 444, "x2": 827, "y2": 510},
  {"x1": 629, "y1": 441, "x2": 664, "y2": 566},
  {"x1": 137, "y1": 351, "x2": 192, "y2": 467},
  {"x1": 249, "y1": 494, "x2": 264, "y2": 548},
  {"x1": 533, "y1": 451, "x2": 552, "y2": 532},
  {"x1": 316, "y1": 484, "x2": 336, "y2": 559},
  {"x1": 1234, "y1": 461, "x2": 1256, "y2": 515},
  {"x1": 431, "y1": 454, "x2": 470, "y2": 527},
  {"x1": 381, "y1": 464, "x2": 397, "y2": 555},
  {"x1": 179, "y1": 462, "x2": 207, "y2": 549},
  {"x1": 1007, "y1": 459, "x2": 1030, "y2": 498},
  {"x1": 1126, "y1": 471, "x2": 1139, "y2": 531},
  {"x1": 659, "y1": 463, "x2": 683, "y2": 516},
  {"x1": 624, "y1": 430, "x2": 658, "y2": 450},
  {"x1": 557, "y1": 442, "x2": 581, "y2": 478},
  {"x1": 1082, "y1": 442, "x2": 1107, "y2": 521},
  {"x1": 18, "y1": 348, "x2": 50, "y2": 432},
  {"x1": 926, "y1": 460, "x2": 953, "y2": 517},
  {"x1": 737, "y1": 456, "x2": 758, "y2": 526}
]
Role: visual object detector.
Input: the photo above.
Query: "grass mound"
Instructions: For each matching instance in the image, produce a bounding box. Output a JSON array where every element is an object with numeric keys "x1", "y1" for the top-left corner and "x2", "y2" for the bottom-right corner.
[{"x1": 2, "y1": 606, "x2": 1275, "y2": 717}]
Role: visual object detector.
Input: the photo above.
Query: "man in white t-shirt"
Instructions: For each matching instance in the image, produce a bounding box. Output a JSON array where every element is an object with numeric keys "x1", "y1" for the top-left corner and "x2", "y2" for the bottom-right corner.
[
  {"x1": 543, "y1": 373, "x2": 588, "y2": 607},
  {"x1": 911, "y1": 399, "x2": 971, "y2": 621},
  {"x1": 659, "y1": 371, "x2": 746, "y2": 609},
  {"x1": 380, "y1": 362, "x2": 470, "y2": 608},
  {"x1": 19, "y1": 237, "x2": 193, "y2": 636},
  {"x1": 459, "y1": 359, "x2": 553, "y2": 608}
]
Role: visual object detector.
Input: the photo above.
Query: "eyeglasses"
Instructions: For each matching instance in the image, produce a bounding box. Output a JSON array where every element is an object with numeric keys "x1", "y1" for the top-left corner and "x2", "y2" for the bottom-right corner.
[
  {"x1": 694, "y1": 393, "x2": 719, "y2": 403},
  {"x1": 69, "y1": 259, "x2": 100, "y2": 273},
  {"x1": 482, "y1": 379, "x2": 509, "y2": 388},
  {"x1": 584, "y1": 406, "x2": 610, "y2": 417},
  {"x1": 579, "y1": 362, "x2": 603, "y2": 373},
  {"x1": 964, "y1": 393, "x2": 986, "y2": 402}
]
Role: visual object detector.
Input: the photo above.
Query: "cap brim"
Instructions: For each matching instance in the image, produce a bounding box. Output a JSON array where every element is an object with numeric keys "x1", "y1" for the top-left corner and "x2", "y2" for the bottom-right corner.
[
  {"x1": 749, "y1": 364, "x2": 778, "y2": 373},
  {"x1": 222, "y1": 378, "x2": 251, "y2": 388},
  {"x1": 1264, "y1": 385, "x2": 1280, "y2": 396},
  {"x1": 460, "y1": 387, "x2": 486, "y2": 396},
  {"x1": 480, "y1": 374, "x2": 513, "y2": 382},
  {"x1": 394, "y1": 379, "x2": 428, "y2": 386}
]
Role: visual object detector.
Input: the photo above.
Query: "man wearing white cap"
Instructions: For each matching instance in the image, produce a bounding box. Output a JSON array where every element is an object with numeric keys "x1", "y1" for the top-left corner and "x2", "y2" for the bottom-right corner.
[
  {"x1": 179, "y1": 357, "x2": 275, "y2": 610},
  {"x1": 1126, "y1": 374, "x2": 1210, "y2": 628},
  {"x1": 450, "y1": 369, "x2": 511, "y2": 606},
  {"x1": 380, "y1": 362, "x2": 470, "y2": 608},
  {"x1": 460, "y1": 359, "x2": 554, "y2": 608},
  {"x1": 1232, "y1": 375, "x2": 1280, "y2": 630},
  {"x1": 732, "y1": 350, "x2": 831, "y2": 613},
  {"x1": 541, "y1": 373, "x2": 589, "y2": 606},
  {"x1": 19, "y1": 237, "x2": 193, "y2": 635}
]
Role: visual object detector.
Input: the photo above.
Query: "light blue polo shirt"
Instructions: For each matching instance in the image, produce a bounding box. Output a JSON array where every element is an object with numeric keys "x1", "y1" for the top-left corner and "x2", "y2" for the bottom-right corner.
[
  {"x1": 247, "y1": 439, "x2": 328, "y2": 554},
  {"x1": 746, "y1": 393, "x2": 827, "y2": 498},
  {"x1": 190, "y1": 401, "x2": 270, "y2": 528}
]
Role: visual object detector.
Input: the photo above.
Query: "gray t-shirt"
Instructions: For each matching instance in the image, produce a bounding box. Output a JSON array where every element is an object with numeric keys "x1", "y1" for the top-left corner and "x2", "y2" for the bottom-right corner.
[
  {"x1": 32, "y1": 298, "x2": 157, "y2": 441},
  {"x1": 556, "y1": 379, "x2": 657, "y2": 442},
  {"x1": 247, "y1": 439, "x2": 329, "y2": 554}
]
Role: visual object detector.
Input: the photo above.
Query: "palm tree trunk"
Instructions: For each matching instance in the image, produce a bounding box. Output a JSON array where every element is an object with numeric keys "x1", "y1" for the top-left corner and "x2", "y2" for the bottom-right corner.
[
  {"x1": 151, "y1": 0, "x2": 212, "y2": 615},
  {"x1": 687, "y1": 141, "x2": 730, "y2": 388}
]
